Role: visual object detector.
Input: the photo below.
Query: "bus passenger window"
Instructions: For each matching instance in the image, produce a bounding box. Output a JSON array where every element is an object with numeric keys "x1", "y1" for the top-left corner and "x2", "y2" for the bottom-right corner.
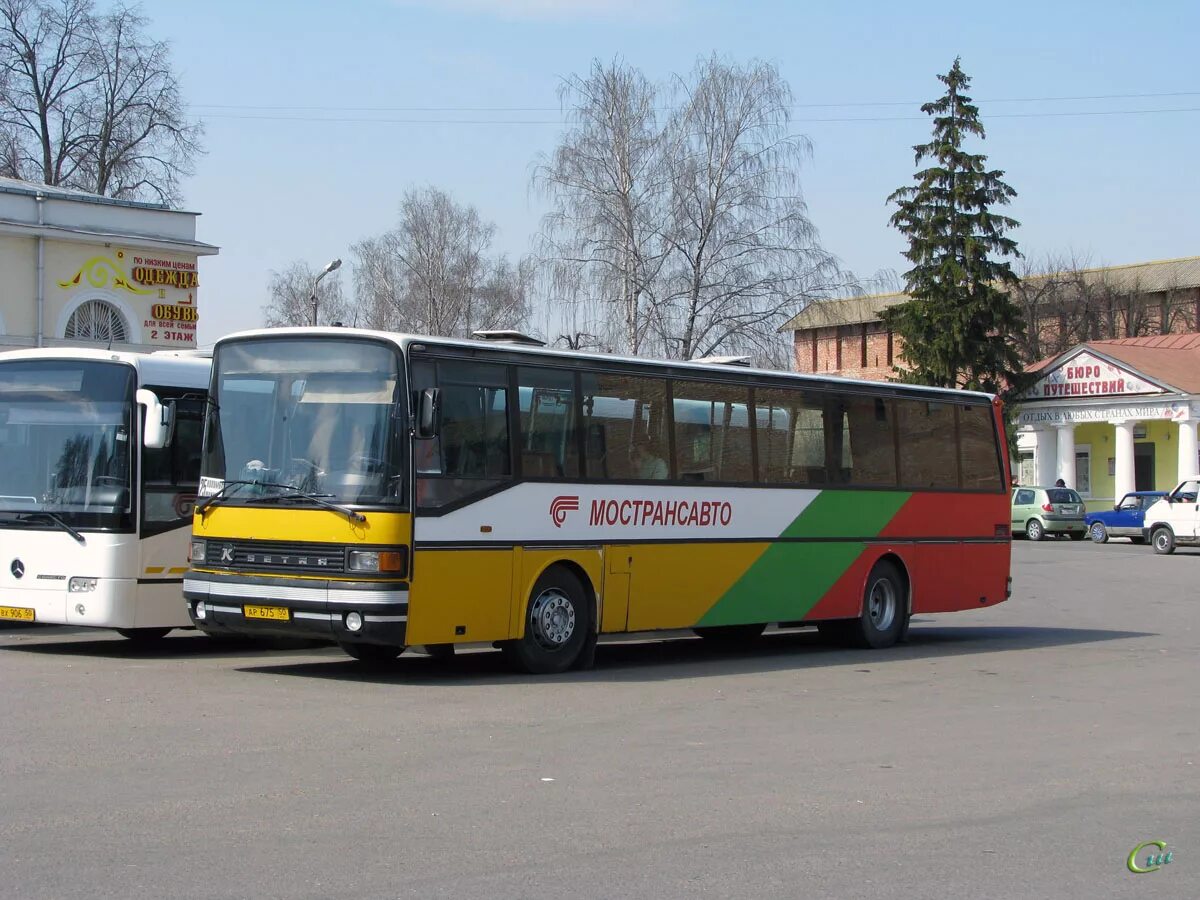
[
  {"x1": 896, "y1": 398, "x2": 958, "y2": 489},
  {"x1": 517, "y1": 367, "x2": 579, "y2": 479},
  {"x1": 580, "y1": 373, "x2": 669, "y2": 481},
  {"x1": 672, "y1": 380, "x2": 753, "y2": 483}
]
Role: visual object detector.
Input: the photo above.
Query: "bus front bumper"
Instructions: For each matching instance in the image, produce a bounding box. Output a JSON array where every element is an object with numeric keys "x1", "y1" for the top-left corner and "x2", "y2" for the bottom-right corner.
[{"x1": 183, "y1": 571, "x2": 409, "y2": 647}]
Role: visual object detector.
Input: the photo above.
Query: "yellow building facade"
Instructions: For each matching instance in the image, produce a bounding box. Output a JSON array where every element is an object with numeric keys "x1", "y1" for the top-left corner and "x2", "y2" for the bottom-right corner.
[{"x1": 0, "y1": 177, "x2": 217, "y2": 352}]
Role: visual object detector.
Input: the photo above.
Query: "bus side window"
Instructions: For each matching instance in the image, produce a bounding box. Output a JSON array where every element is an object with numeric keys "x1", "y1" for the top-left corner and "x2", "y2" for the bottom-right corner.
[
  {"x1": 581, "y1": 373, "x2": 669, "y2": 480},
  {"x1": 517, "y1": 367, "x2": 579, "y2": 479},
  {"x1": 672, "y1": 380, "x2": 753, "y2": 483},
  {"x1": 959, "y1": 404, "x2": 1003, "y2": 490},
  {"x1": 415, "y1": 359, "x2": 511, "y2": 508},
  {"x1": 896, "y1": 398, "x2": 958, "y2": 489},
  {"x1": 141, "y1": 394, "x2": 205, "y2": 536}
]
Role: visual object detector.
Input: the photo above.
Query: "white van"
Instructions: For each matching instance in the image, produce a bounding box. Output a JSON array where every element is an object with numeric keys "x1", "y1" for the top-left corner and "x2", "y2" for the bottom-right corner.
[{"x1": 1143, "y1": 476, "x2": 1200, "y2": 554}]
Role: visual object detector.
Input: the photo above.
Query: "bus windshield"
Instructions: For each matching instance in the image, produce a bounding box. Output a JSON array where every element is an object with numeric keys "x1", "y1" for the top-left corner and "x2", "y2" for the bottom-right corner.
[
  {"x1": 202, "y1": 338, "x2": 406, "y2": 507},
  {"x1": 0, "y1": 359, "x2": 135, "y2": 529}
]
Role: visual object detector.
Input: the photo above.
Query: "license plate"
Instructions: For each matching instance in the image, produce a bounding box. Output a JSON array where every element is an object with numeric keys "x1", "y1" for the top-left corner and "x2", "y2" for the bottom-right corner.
[
  {"x1": 0, "y1": 606, "x2": 36, "y2": 622},
  {"x1": 243, "y1": 604, "x2": 290, "y2": 621}
]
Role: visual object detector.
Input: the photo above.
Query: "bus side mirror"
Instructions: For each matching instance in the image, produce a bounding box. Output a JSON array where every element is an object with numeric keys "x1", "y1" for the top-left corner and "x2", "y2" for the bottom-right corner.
[
  {"x1": 416, "y1": 388, "x2": 441, "y2": 438},
  {"x1": 137, "y1": 389, "x2": 175, "y2": 449}
]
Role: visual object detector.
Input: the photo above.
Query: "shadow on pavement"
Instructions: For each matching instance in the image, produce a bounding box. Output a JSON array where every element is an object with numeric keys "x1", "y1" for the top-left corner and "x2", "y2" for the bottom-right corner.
[
  {"x1": 0, "y1": 629, "x2": 334, "y2": 660},
  {"x1": 232, "y1": 622, "x2": 1154, "y2": 686}
]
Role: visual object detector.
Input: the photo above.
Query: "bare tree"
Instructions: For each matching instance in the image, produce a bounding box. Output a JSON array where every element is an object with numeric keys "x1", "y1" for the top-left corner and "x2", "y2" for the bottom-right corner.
[
  {"x1": 0, "y1": 0, "x2": 201, "y2": 204},
  {"x1": 263, "y1": 261, "x2": 348, "y2": 328},
  {"x1": 351, "y1": 186, "x2": 531, "y2": 337},
  {"x1": 533, "y1": 59, "x2": 670, "y2": 355},
  {"x1": 1010, "y1": 252, "x2": 1177, "y2": 362},
  {"x1": 655, "y1": 56, "x2": 847, "y2": 362}
]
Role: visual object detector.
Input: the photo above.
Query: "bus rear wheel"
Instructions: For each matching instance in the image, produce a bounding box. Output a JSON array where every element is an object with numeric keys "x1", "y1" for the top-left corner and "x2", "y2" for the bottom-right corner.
[
  {"x1": 504, "y1": 566, "x2": 589, "y2": 675},
  {"x1": 339, "y1": 642, "x2": 405, "y2": 664},
  {"x1": 693, "y1": 624, "x2": 766, "y2": 644},
  {"x1": 848, "y1": 560, "x2": 907, "y2": 649},
  {"x1": 115, "y1": 627, "x2": 172, "y2": 643}
]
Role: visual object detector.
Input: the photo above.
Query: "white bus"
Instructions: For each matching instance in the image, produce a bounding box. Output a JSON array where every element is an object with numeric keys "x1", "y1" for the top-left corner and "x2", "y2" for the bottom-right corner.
[{"x1": 0, "y1": 348, "x2": 209, "y2": 640}]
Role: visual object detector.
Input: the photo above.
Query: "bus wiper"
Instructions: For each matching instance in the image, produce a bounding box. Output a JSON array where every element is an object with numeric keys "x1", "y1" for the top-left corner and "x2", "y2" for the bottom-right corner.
[
  {"x1": 254, "y1": 484, "x2": 367, "y2": 524},
  {"x1": 195, "y1": 480, "x2": 256, "y2": 516},
  {"x1": 22, "y1": 511, "x2": 86, "y2": 546}
]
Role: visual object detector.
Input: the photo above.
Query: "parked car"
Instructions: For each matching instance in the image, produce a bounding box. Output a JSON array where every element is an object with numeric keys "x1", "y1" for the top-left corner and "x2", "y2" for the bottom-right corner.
[
  {"x1": 1142, "y1": 477, "x2": 1200, "y2": 554},
  {"x1": 1084, "y1": 491, "x2": 1167, "y2": 543},
  {"x1": 1011, "y1": 486, "x2": 1087, "y2": 541}
]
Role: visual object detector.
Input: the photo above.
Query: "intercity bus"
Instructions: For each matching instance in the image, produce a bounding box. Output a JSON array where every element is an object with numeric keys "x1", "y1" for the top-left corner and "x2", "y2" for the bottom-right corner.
[
  {"x1": 0, "y1": 348, "x2": 209, "y2": 640},
  {"x1": 185, "y1": 328, "x2": 1011, "y2": 672}
]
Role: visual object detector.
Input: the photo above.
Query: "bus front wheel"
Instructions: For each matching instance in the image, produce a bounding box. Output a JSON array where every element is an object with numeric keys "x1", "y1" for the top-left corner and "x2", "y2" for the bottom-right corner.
[{"x1": 504, "y1": 566, "x2": 589, "y2": 675}]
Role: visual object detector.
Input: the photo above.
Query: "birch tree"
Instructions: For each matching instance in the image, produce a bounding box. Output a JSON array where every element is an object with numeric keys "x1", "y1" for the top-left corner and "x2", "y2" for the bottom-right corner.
[
  {"x1": 351, "y1": 186, "x2": 531, "y2": 337},
  {"x1": 656, "y1": 56, "x2": 845, "y2": 361},
  {"x1": 533, "y1": 59, "x2": 669, "y2": 355}
]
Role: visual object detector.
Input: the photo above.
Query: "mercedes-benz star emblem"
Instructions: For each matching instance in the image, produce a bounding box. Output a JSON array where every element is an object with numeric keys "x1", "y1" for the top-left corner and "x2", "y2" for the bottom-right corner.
[{"x1": 10, "y1": 559, "x2": 25, "y2": 579}]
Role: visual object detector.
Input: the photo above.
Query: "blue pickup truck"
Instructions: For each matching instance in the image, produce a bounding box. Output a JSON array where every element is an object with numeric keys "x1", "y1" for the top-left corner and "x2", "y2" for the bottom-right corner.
[{"x1": 1085, "y1": 491, "x2": 1168, "y2": 543}]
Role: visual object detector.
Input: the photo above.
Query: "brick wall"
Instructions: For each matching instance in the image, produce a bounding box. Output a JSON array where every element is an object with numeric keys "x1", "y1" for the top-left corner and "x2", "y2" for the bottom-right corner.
[{"x1": 793, "y1": 323, "x2": 904, "y2": 381}]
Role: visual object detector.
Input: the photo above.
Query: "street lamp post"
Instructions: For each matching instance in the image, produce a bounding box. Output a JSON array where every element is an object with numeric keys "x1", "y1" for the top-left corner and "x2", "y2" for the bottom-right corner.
[{"x1": 310, "y1": 258, "x2": 342, "y2": 326}]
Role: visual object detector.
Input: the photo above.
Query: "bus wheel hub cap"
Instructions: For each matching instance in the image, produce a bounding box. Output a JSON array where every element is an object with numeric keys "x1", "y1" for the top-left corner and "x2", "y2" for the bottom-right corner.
[{"x1": 532, "y1": 590, "x2": 575, "y2": 647}]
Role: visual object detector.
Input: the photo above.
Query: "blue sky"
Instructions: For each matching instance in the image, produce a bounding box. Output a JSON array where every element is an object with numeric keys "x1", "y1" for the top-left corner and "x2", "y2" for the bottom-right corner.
[{"x1": 136, "y1": 0, "x2": 1200, "y2": 344}]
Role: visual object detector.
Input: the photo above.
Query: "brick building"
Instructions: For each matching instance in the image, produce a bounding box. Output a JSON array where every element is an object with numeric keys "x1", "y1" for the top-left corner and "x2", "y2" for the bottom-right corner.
[{"x1": 782, "y1": 256, "x2": 1200, "y2": 381}]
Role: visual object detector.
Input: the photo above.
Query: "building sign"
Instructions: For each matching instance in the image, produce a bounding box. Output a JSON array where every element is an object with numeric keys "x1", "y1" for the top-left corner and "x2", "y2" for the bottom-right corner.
[
  {"x1": 151, "y1": 304, "x2": 199, "y2": 322},
  {"x1": 1017, "y1": 401, "x2": 1192, "y2": 426},
  {"x1": 132, "y1": 260, "x2": 199, "y2": 289},
  {"x1": 1024, "y1": 351, "x2": 1162, "y2": 399}
]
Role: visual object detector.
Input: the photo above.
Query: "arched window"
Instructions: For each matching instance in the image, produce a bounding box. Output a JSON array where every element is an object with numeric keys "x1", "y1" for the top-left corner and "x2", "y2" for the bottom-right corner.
[{"x1": 64, "y1": 299, "x2": 129, "y2": 343}]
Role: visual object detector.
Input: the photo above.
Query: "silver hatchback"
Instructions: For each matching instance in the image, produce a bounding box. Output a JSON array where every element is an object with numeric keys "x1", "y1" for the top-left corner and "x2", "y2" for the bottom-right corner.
[{"x1": 1011, "y1": 486, "x2": 1087, "y2": 541}]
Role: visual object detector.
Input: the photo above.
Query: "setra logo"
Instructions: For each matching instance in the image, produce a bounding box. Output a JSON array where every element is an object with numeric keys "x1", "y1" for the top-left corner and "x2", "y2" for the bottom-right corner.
[
  {"x1": 549, "y1": 495, "x2": 580, "y2": 528},
  {"x1": 1127, "y1": 840, "x2": 1174, "y2": 874}
]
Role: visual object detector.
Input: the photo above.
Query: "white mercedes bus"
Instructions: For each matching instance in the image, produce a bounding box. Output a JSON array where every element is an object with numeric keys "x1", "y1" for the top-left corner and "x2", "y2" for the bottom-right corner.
[{"x1": 0, "y1": 348, "x2": 209, "y2": 641}]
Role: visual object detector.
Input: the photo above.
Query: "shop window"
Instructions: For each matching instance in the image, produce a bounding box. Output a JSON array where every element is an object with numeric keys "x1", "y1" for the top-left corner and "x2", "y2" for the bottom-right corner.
[{"x1": 1074, "y1": 447, "x2": 1091, "y2": 497}]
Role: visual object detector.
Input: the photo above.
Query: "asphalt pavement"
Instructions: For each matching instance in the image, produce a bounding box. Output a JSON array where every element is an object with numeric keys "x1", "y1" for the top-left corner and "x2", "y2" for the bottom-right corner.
[{"x1": 0, "y1": 540, "x2": 1196, "y2": 899}]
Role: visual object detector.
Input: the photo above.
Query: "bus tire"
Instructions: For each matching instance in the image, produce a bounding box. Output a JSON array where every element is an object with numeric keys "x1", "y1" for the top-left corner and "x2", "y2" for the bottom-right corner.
[
  {"x1": 848, "y1": 560, "x2": 906, "y2": 650},
  {"x1": 116, "y1": 627, "x2": 172, "y2": 642},
  {"x1": 693, "y1": 624, "x2": 766, "y2": 643},
  {"x1": 1152, "y1": 526, "x2": 1176, "y2": 555},
  {"x1": 504, "y1": 566, "x2": 588, "y2": 675},
  {"x1": 339, "y1": 642, "x2": 405, "y2": 664}
]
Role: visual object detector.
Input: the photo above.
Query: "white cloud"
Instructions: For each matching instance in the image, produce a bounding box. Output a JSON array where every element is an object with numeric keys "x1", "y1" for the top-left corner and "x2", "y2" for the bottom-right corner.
[{"x1": 394, "y1": 0, "x2": 683, "y2": 23}]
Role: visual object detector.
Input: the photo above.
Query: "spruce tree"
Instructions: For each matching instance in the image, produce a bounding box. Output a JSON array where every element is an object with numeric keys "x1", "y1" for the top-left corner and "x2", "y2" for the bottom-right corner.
[{"x1": 882, "y1": 58, "x2": 1025, "y2": 393}]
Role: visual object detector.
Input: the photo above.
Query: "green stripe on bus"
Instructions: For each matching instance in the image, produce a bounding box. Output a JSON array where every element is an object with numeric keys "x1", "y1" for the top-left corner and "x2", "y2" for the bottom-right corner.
[{"x1": 695, "y1": 491, "x2": 911, "y2": 627}]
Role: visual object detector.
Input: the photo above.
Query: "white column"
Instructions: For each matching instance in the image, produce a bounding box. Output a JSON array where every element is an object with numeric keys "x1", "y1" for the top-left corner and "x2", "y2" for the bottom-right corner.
[
  {"x1": 1179, "y1": 419, "x2": 1199, "y2": 477},
  {"x1": 1111, "y1": 420, "x2": 1136, "y2": 500},
  {"x1": 1055, "y1": 423, "x2": 1076, "y2": 487},
  {"x1": 1034, "y1": 428, "x2": 1058, "y2": 487}
]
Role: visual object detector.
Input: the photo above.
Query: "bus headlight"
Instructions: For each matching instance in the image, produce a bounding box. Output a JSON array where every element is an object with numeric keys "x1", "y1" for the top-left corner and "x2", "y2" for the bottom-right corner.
[
  {"x1": 69, "y1": 577, "x2": 97, "y2": 593},
  {"x1": 189, "y1": 540, "x2": 206, "y2": 563},
  {"x1": 346, "y1": 549, "x2": 405, "y2": 574},
  {"x1": 345, "y1": 611, "x2": 363, "y2": 632},
  {"x1": 195, "y1": 600, "x2": 207, "y2": 620}
]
